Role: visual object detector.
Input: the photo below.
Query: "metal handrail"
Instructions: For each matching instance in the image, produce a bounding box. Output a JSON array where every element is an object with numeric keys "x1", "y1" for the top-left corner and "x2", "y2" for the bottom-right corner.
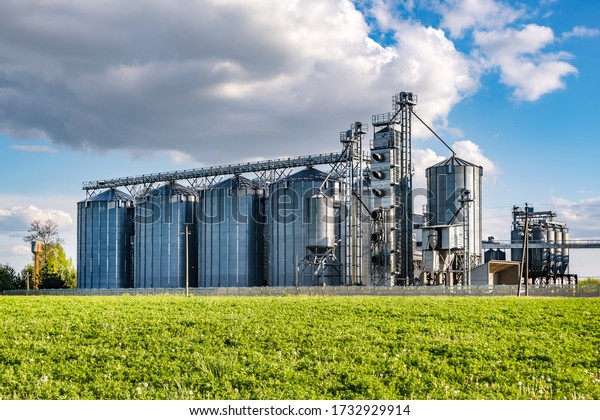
[
  {"x1": 83, "y1": 152, "x2": 347, "y2": 191},
  {"x1": 483, "y1": 239, "x2": 600, "y2": 249}
]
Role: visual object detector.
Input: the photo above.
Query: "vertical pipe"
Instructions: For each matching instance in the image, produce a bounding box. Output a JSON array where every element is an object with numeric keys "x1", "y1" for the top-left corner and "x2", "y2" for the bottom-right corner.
[
  {"x1": 185, "y1": 225, "x2": 189, "y2": 297},
  {"x1": 524, "y1": 207, "x2": 529, "y2": 297}
]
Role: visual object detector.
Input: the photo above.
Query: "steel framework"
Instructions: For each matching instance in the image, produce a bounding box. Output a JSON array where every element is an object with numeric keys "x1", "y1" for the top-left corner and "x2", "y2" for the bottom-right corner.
[
  {"x1": 370, "y1": 92, "x2": 416, "y2": 285},
  {"x1": 83, "y1": 152, "x2": 349, "y2": 197},
  {"x1": 83, "y1": 133, "x2": 372, "y2": 285}
]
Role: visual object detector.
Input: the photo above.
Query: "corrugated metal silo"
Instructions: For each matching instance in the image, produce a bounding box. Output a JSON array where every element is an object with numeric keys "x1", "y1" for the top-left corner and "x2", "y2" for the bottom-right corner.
[
  {"x1": 531, "y1": 226, "x2": 546, "y2": 274},
  {"x1": 561, "y1": 227, "x2": 569, "y2": 275},
  {"x1": 547, "y1": 227, "x2": 555, "y2": 275},
  {"x1": 77, "y1": 189, "x2": 133, "y2": 289},
  {"x1": 553, "y1": 227, "x2": 563, "y2": 275},
  {"x1": 425, "y1": 156, "x2": 483, "y2": 258},
  {"x1": 267, "y1": 167, "x2": 341, "y2": 286},
  {"x1": 197, "y1": 175, "x2": 266, "y2": 287},
  {"x1": 133, "y1": 182, "x2": 197, "y2": 288}
]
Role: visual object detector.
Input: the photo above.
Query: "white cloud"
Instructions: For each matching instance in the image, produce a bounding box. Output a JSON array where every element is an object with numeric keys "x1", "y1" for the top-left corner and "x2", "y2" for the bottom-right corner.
[
  {"x1": 474, "y1": 24, "x2": 577, "y2": 101},
  {"x1": 0, "y1": 205, "x2": 73, "y2": 232},
  {"x1": 0, "y1": 0, "x2": 482, "y2": 162},
  {"x1": 413, "y1": 148, "x2": 446, "y2": 188},
  {"x1": 544, "y1": 196, "x2": 600, "y2": 276},
  {"x1": 452, "y1": 140, "x2": 499, "y2": 183},
  {"x1": 167, "y1": 150, "x2": 200, "y2": 167},
  {"x1": 440, "y1": 0, "x2": 524, "y2": 38},
  {"x1": 0, "y1": 199, "x2": 76, "y2": 270},
  {"x1": 432, "y1": 1, "x2": 579, "y2": 101},
  {"x1": 562, "y1": 25, "x2": 600, "y2": 40},
  {"x1": 363, "y1": 4, "x2": 481, "y2": 135},
  {"x1": 12, "y1": 244, "x2": 31, "y2": 256},
  {"x1": 549, "y1": 196, "x2": 600, "y2": 233},
  {"x1": 10, "y1": 144, "x2": 56, "y2": 153}
]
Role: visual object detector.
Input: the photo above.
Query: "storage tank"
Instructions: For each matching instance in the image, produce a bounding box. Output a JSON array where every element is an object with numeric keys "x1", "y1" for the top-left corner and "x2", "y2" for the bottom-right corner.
[
  {"x1": 197, "y1": 175, "x2": 266, "y2": 287},
  {"x1": 306, "y1": 194, "x2": 335, "y2": 254},
  {"x1": 561, "y1": 227, "x2": 569, "y2": 275},
  {"x1": 553, "y1": 226, "x2": 563, "y2": 275},
  {"x1": 530, "y1": 225, "x2": 546, "y2": 274},
  {"x1": 133, "y1": 182, "x2": 197, "y2": 288},
  {"x1": 511, "y1": 227, "x2": 523, "y2": 263},
  {"x1": 426, "y1": 156, "x2": 483, "y2": 259},
  {"x1": 267, "y1": 167, "x2": 341, "y2": 286},
  {"x1": 77, "y1": 189, "x2": 133, "y2": 289},
  {"x1": 484, "y1": 248, "x2": 506, "y2": 262},
  {"x1": 547, "y1": 226, "x2": 555, "y2": 274}
]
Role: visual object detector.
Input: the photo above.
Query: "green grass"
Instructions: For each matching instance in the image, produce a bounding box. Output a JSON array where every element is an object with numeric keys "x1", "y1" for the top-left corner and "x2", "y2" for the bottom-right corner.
[
  {"x1": 580, "y1": 278, "x2": 600, "y2": 285},
  {"x1": 0, "y1": 295, "x2": 599, "y2": 400}
]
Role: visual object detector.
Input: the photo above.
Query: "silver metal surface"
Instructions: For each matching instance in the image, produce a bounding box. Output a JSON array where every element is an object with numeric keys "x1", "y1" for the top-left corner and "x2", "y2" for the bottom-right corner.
[
  {"x1": 267, "y1": 168, "x2": 341, "y2": 286},
  {"x1": 133, "y1": 182, "x2": 197, "y2": 288},
  {"x1": 554, "y1": 227, "x2": 563, "y2": 275},
  {"x1": 83, "y1": 152, "x2": 350, "y2": 192},
  {"x1": 484, "y1": 239, "x2": 600, "y2": 249},
  {"x1": 197, "y1": 175, "x2": 266, "y2": 287},
  {"x1": 77, "y1": 189, "x2": 133, "y2": 289},
  {"x1": 426, "y1": 156, "x2": 483, "y2": 259},
  {"x1": 306, "y1": 194, "x2": 335, "y2": 253},
  {"x1": 562, "y1": 228, "x2": 570, "y2": 275}
]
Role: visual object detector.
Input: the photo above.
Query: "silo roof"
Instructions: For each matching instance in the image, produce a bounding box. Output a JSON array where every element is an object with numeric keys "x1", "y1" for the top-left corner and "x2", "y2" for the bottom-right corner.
[
  {"x1": 212, "y1": 175, "x2": 259, "y2": 190},
  {"x1": 430, "y1": 156, "x2": 482, "y2": 169},
  {"x1": 87, "y1": 188, "x2": 132, "y2": 202},
  {"x1": 155, "y1": 182, "x2": 195, "y2": 196},
  {"x1": 283, "y1": 167, "x2": 332, "y2": 182}
]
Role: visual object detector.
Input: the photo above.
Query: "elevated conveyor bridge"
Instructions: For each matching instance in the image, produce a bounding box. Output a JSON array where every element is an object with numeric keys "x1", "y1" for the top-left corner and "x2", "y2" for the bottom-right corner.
[{"x1": 483, "y1": 240, "x2": 600, "y2": 249}]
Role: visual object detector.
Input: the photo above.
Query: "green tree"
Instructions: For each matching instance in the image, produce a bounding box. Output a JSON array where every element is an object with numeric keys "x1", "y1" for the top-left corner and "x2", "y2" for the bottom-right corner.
[
  {"x1": 24, "y1": 219, "x2": 61, "y2": 268},
  {"x1": 39, "y1": 244, "x2": 76, "y2": 289},
  {"x1": 23, "y1": 219, "x2": 76, "y2": 289},
  {"x1": 0, "y1": 263, "x2": 21, "y2": 291}
]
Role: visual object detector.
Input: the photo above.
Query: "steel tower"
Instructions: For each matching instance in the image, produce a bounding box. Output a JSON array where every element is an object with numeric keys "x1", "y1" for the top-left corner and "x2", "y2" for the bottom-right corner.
[{"x1": 370, "y1": 92, "x2": 416, "y2": 286}]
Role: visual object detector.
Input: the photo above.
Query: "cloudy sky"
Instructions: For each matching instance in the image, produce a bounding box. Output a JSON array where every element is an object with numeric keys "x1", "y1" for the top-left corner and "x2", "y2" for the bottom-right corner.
[{"x1": 1, "y1": 0, "x2": 599, "y2": 276}]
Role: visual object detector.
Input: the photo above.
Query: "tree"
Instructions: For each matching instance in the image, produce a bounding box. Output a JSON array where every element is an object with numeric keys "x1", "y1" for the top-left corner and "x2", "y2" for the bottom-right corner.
[
  {"x1": 39, "y1": 244, "x2": 76, "y2": 289},
  {"x1": 24, "y1": 219, "x2": 61, "y2": 246},
  {"x1": 24, "y1": 219, "x2": 62, "y2": 270},
  {"x1": 0, "y1": 263, "x2": 21, "y2": 291},
  {"x1": 23, "y1": 219, "x2": 76, "y2": 289}
]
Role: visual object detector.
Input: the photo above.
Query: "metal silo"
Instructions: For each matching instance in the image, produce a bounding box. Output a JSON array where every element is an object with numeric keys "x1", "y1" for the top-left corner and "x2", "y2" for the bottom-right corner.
[
  {"x1": 511, "y1": 227, "x2": 523, "y2": 263},
  {"x1": 77, "y1": 189, "x2": 133, "y2": 289},
  {"x1": 547, "y1": 227, "x2": 555, "y2": 277},
  {"x1": 267, "y1": 167, "x2": 341, "y2": 286},
  {"x1": 553, "y1": 226, "x2": 563, "y2": 275},
  {"x1": 426, "y1": 156, "x2": 483, "y2": 260},
  {"x1": 530, "y1": 225, "x2": 546, "y2": 275},
  {"x1": 306, "y1": 194, "x2": 335, "y2": 253},
  {"x1": 133, "y1": 182, "x2": 197, "y2": 289},
  {"x1": 561, "y1": 227, "x2": 569, "y2": 275},
  {"x1": 197, "y1": 175, "x2": 266, "y2": 287}
]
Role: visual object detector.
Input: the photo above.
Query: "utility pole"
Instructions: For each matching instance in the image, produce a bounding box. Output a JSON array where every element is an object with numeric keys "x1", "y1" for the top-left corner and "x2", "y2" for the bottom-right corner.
[
  {"x1": 183, "y1": 226, "x2": 190, "y2": 297},
  {"x1": 518, "y1": 205, "x2": 530, "y2": 297},
  {"x1": 524, "y1": 205, "x2": 530, "y2": 297}
]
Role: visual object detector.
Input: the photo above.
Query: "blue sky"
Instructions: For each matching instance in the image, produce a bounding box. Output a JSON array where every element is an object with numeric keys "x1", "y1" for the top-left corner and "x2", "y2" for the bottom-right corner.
[{"x1": 1, "y1": 0, "x2": 599, "y2": 276}]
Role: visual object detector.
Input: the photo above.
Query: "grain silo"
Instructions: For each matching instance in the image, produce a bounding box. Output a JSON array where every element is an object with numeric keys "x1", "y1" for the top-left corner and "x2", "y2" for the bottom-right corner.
[
  {"x1": 133, "y1": 182, "x2": 197, "y2": 288},
  {"x1": 425, "y1": 156, "x2": 483, "y2": 259},
  {"x1": 197, "y1": 175, "x2": 266, "y2": 287},
  {"x1": 267, "y1": 167, "x2": 341, "y2": 286},
  {"x1": 77, "y1": 189, "x2": 133, "y2": 289},
  {"x1": 422, "y1": 156, "x2": 483, "y2": 285}
]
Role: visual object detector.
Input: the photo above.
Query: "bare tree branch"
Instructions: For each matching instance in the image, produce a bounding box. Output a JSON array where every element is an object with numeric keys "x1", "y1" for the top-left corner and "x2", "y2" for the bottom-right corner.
[{"x1": 23, "y1": 219, "x2": 62, "y2": 246}]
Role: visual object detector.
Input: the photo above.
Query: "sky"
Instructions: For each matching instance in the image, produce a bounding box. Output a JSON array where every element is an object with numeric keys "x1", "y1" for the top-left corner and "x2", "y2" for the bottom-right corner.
[{"x1": 1, "y1": 0, "x2": 599, "y2": 277}]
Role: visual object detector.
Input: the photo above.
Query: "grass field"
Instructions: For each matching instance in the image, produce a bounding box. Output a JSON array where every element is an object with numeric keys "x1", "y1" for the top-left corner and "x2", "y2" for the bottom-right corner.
[{"x1": 0, "y1": 295, "x2": 599, "y2": 400}]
